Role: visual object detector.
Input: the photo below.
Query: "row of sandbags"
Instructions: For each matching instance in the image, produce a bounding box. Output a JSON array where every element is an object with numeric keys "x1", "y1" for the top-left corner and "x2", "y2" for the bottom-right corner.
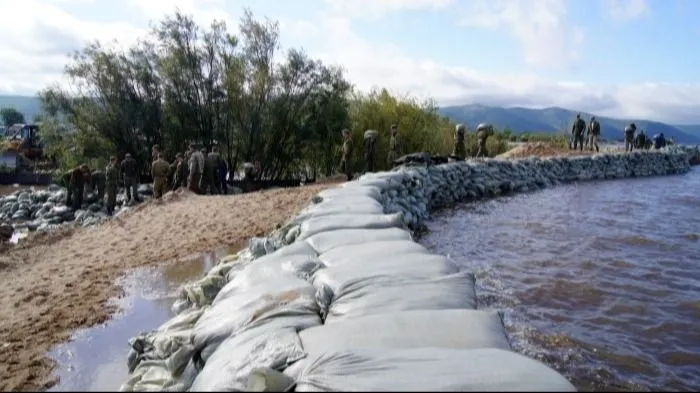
[{"x1": 120, "y1": 150, "x2": 693, "y2": 392}]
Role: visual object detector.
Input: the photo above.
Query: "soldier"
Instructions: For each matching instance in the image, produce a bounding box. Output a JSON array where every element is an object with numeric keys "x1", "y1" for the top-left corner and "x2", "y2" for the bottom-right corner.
[
  {"x1": 339, "y1": 129, "x2": 353, "y2": 181},
  {"x1": 152, "y1": 144, "x2": 160, "y2": 161},
  {"x1": 363, "y1": 129, "x2": 378, "y2": 173},
  {"x1": 91, "y1": 168, "x2": 107, "y2": 201},
  {"x1": 172, "y1": 153, "x2": 188, "y2": 190},
  {"x1": 387, "y1": 124, "x2": 401, "y2": 168},
  {"x1": 218, "y1": 156, "x2": 229, "y2": 194},
  {"x1": 452, "y1": 124, "x2": 467, "y2": 160},
  {"x1": 188, "y1": 145, "x2": 205, "y2": 194},
  {"x1": 203, "y1": 146, "x2": 223, "y2": 195},
  {"x1": 69, "y1": 164, "x2": 89, "y2": 210},
  {"x1": 151, "y1": 152, "x2": 171, "y2": 199},
  {"x1": 571, "y1": 114, "x2": 586, "y2": 151},
  {"x1": 105, "y1": 156, "x2": 119, "y2": 215},
  {"x1": 62, "y1": 170, "x2": 74, "y2": 207},
  {"x1": 120, "y1": 153, "x2": 140, "y2": 203},
  {"x1": 242, "y1": 162, "x2": 255, "y2": 193},
  {"x1": 475, "y1": 123, "x2": 492, "y2": 158},
  {"x1": 588, "y1": 116, "x2": 601, "y2": 153},
  {"x1": 624, "y1": 123, "x2": 637, "y2": 152}
]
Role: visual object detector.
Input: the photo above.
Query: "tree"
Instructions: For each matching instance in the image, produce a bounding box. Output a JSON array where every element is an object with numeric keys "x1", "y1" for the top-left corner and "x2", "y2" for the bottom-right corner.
[{"x1": 0, "y1": 107, "x2": 25, "y2": 126}]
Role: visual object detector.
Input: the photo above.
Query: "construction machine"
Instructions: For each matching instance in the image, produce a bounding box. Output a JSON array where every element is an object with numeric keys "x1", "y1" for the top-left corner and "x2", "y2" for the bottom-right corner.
[{"x1": 0, "y1": 123, "x2": 57, "y2": 185}]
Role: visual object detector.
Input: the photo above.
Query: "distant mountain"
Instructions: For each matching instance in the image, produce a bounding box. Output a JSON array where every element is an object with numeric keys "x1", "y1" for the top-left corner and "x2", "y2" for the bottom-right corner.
[
  {"x1": 440, "y1": 104, "x2": 700, "y2": 144},
  {"x1": 0, "y1": 95, "x2": 42, "y2": 124}
]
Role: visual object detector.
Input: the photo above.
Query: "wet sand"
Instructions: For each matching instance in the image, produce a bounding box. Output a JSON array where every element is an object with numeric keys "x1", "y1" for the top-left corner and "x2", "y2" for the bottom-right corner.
[{"x1": 0, "y1": 184, "x2": 338, "y2": 391}]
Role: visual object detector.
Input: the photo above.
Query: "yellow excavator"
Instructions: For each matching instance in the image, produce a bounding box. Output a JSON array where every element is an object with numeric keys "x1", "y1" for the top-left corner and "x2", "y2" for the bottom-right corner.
[{"x1": 0, "y1": 123, "x2": 57, "y2": 184}]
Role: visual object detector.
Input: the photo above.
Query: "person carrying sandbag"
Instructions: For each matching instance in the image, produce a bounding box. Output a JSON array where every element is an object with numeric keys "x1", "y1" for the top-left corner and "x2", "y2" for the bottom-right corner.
[
  {"x1": 588, "y1": 116, "x2": 601, "y2": 152},
  {"x1": 387, "y1": 124, "x2": 401, "y2": 168},
  {"x1": 339, "y1": 129, "x2": 353, "y2": 181},
  {"x1": 363, "y1": 129, "x2": 378, "y2": 173},
  {"x1": 624, "y1": 123, "x2": 637, "y2": 152},
  {"x1": 452, "y1": 124, "x2": 467, "y2": 160},
  {"x1": 475, "y1": 123, "x2": 493, "y2": 158}
]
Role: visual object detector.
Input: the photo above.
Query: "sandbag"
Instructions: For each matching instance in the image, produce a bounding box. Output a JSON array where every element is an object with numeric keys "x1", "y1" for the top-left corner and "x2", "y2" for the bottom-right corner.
[
  {"x1": 296, "y1": 213, "x2": 404, "y2": 241},
  {"x1": 215, "y1": 253, "x2": 325, "y2": 303},
  {"x1": 304, "y1": 228, "x2": 413, "y2": 255},
  {"x1": 271, "y1": 240, "x2": 318, "y2": 258},
  {"x1": 298, "y1": 309, "x2": 511, "y2": 354},
  {"x1": 192, "y1": 274, "x2": 322, "y2": 362},
  {"x1": 247, "y1": 367, "x2": 297, "y2": 392},
  {"x1": 291, "y1": 197, "x2": 386, "y2": 224},
  {"x1": 190, "y1": 327, "x2": 305, "y2": 392},
  {"x1": 321, "y1": 271, "x2": 478, "y2": 322},
  {"x1": 315, "y1": 186, "x2": 382, "y2": 202},
  {"x1": 317, "y1": 240, "x2": 430, "y2": 268},
  {"x1": 289, "y1": 348, "x2": 577, "y2": 392}
]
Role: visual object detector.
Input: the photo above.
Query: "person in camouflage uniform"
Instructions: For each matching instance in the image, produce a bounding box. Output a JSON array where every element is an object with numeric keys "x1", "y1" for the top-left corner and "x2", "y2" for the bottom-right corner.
[
  {"x1": 571, "y1": 114, "x2": 586, "y2": 151},
  {"x1": 475, "y1": 123, "x2": 492, "y2": 158},
  {"x1": 172, "y1": 153, "x2": 188, "y2": 190},
  {"x1": 339, "y1": 129, "x2": 353, "y2": 181},
  {"x1": 588, "y1": 116, "x2": 601, "y2": 152},
  {"x1": 120, "y1": 153, "x2": 140, "y2": 203},
  {"x1": 218, "y1": 155, "x2": 229, "y2": 194},
  {"x1": 151, "y1": 152, "x2": 171, "y2": 199},
  {"x1": 105, "y1": 156, "x2": 119, "y2": 215},
  {"x1": 363, "y1": 129, "x2": 378, "y2": 173},
  {"x1": 452, "y1": 124, "x2": 467, "y2": 160},
  {"x1": 187, "y1": 144, "x2": 205, "y2": 194},
  {"x1": 387, "y1": 124, "x2": 401, "y2": 168},
  {"x1": 69, "y1": 164, "x2": 90, "y2": 210},
  {"x1": 202, "y1": 146, "x2": 223, "y2": 195},
  {"x1": 91, "y1": 168, "x2": 106, "y2": 201},
  {"x1": 624, "y1": 123, "x2": 637, "y2": 152}
]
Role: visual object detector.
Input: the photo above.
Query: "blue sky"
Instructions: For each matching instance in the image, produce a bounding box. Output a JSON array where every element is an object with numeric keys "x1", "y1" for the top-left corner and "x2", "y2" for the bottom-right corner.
[{"x1": 0, "y1": 0, "x2": 698, "y2": 123}]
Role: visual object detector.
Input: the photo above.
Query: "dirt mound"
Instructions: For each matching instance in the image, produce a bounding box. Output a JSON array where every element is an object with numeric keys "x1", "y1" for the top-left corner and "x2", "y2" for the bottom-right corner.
[
  {"x1": 497, "y1": 142, "x2": 595, "y2": 159},
  {"x1": 0, "y1": 183, "x2": 337, "y2": 391}
]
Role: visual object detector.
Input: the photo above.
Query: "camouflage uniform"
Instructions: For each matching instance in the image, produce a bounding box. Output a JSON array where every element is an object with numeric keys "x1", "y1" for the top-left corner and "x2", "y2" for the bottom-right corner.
[
  {"x1": 105, "y1": 157, "x2": 119, "y2": 215},
  {"x1": 475, "y1": 123, "x2": 492, "y2": 158},
  {"x1": 571, "y1": 115, "x2": 586, "y2": 151},
  {"x1": 624, "y1": 124, "x2": 636, "y2": 152},
  {"x1": 387, "y1": 124, "x2": 400, "y2": 168},
  {"x1": 363, "y1": 130, "x2": 378, "y2": 173},
  {"x1": 120, "y1": 153, "x2": 140, "y2": 202},
  {"x1": 202, "y1": 149, "x2": 223, "y2": 195},
  {"x1": 588, "y1": 117, "x2": 601, "y2": 153},
  {"x1": 452, "y1": 124, "x2": 466, "y2": 160},
  {"x1": 91, "y1": 170, "x2": 106, "y2": 201},
  {"x1": 172, "y1": 154, "x2": 188, "y2": 190},
  {"x1": 151, "y1": 154, "x2": 171, "y2": 199},
  {"x1": 340, "y1": 129, "x2": 353, "y2": 181},
  {"x1": 68, "y1": 165, "x2": 89, "y2": 210},
  {"x1": 188, "y1": 147, "x2": 205, "y2": 194}
]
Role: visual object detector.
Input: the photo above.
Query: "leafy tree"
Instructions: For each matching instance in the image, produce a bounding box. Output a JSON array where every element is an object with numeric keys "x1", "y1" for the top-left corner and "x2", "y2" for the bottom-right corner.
[{"x1": 0, "y1": 107, "x2": 25, "y2": 126}]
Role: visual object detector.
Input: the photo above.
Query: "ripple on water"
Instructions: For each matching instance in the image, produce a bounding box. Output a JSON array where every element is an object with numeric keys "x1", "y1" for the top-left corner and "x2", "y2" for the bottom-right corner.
[{"x1": 421, "y1": 168, "x2": 700, "y2": 391}]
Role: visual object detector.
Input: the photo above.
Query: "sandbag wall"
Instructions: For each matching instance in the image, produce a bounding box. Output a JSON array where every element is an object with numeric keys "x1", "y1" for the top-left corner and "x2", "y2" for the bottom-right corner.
[{"x1": 120, "y1": 149, "x2": 693, "y2": 392}]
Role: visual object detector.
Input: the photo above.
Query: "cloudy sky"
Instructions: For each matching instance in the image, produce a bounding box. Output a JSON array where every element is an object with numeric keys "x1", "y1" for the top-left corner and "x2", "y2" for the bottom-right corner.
[{"x1": 1, "y1": 0, "x2": 698, "y2": 123}]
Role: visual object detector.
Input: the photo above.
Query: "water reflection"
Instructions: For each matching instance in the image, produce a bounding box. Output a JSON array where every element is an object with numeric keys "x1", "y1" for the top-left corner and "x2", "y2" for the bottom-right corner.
[{"x1": 421, "y1": 167, "x2": 700, "y2": 392}]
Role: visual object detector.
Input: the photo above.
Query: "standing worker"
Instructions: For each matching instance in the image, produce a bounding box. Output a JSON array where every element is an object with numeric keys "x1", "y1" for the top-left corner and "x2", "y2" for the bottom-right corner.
[
  {"x1": 151, "y1": 152, "x2": 171, "y2": 199},
  {"x1": 363, "y1": 129, "x2": 378, "y2": 173},
  {"x1": 203, "y1": 146, "x2": 223, "y2": 195},
  {"x1": 475, "y1": 123, "x2": 492, "y2": 158},
  {"x1": 91, "y1": 168, "x2": 106, "y2": 202},
  {"x1": 387, "y1": 124, "x2": 401, "y2": 168},
  {"x1": 588, "y1": 116, "x2": 601, "y2": 152},
  {"x1": 69, "y1": 164, "x2": 89, "y2": 210},
  {"x1": 218, "y1": 155, "x2": 229, "y2": 194},
  {"x1": 340, "y1": 129, "x2": 353, "y2": 181},
  {"x1": 452, "y1": 124, "x2": 467, "y2": 160},
  {"x1": 188, "y1": 144, "x2": 205, "y2": 194},
  {"x1": 121, "y1": 153, "x2": 140, "y2": 203},
  {"x1": 172, "y1": 153, "x2": 188, "y2": 190},
  {"x1": 105, "y1": 156, "x2": 119, "y2": 215},
  {"x1": 571, "y1": 114, "x2": 586, "y2": 151},
  {"x1": 624, "y1": 123, "x2": 637, "y2": 152}
]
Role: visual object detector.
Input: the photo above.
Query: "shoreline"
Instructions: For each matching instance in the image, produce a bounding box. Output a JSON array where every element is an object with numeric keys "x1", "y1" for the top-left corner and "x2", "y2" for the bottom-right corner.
[{"x1": 0, "y1": 184, "x2": 338, "y2": 391}]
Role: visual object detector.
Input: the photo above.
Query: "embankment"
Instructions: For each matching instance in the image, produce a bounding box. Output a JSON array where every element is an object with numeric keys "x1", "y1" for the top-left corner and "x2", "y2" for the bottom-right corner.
[{"x1": 121, "y1": 147, "x2": 695, "y2": 392}]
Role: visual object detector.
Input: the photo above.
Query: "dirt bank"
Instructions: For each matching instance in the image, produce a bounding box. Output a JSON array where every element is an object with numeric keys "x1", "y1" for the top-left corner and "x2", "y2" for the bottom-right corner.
[
  {"x1": 496, "y1": 142, "x2": 616, "y2": 159},
  {"x1": 0, "y1": 183, "x2": 339, "y2": 391}
]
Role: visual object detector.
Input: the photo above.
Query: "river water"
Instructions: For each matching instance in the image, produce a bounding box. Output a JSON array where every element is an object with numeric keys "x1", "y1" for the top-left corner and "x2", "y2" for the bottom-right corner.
[{"x1": 420, "y1": 167, "x2": 700, "y2": 392}]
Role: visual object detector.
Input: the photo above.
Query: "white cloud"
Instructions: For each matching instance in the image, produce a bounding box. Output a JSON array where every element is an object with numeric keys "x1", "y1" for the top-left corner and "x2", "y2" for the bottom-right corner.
[
  {"x1": 459, "y1": 0, "x2": 585, "y2": 70},
  {"x1": 603, "y1": 0, "x2": 650, "y2": 22},
  {"x1": 323, "y1": 0, "x2": 454, "y2": 19},
  {"x1": 1, "y1": 0, "x2": 699, "y2": 124}
]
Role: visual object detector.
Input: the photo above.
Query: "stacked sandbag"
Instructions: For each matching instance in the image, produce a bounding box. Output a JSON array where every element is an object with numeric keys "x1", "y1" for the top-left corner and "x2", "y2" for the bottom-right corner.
[{"x1": 120, "y1": 149, "x2": 693, "y2": 392}]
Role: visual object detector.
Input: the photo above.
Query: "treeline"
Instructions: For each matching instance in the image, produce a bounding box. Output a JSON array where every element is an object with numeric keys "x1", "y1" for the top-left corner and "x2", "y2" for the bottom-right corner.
[{"x1": 36, "y1": 9, "x2": 517, "y2": 179}]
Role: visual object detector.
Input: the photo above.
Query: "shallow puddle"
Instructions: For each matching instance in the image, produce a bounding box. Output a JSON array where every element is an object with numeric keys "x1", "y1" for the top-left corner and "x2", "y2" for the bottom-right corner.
[{"x1": 46, "y1": 245, "x2": 240, "y2": 391}]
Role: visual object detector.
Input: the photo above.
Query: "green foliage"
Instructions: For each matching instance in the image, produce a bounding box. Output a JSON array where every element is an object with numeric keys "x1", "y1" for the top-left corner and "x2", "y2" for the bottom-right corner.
[
  {"x1": 0, "y1": 107, "x2": 25, "y2": 126},
  {"x1": 37, "y1": 9, "x2": 513, "y2": 179}
]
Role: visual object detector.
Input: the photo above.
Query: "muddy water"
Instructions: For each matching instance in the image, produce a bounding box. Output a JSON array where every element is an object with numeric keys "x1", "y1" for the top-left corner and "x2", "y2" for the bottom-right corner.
[
  {"x1": 47, "y1": 246, "x2": 238, "y2": 391},
  {"x1": 421, "y1": 167, "x2": 700, "y2": 392}
]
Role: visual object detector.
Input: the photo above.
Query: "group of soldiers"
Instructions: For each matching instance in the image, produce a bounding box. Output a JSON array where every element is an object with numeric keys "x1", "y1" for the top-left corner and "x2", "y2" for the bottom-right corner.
[
  {"x1": 570, "y1": 113, "x2": 670, "y2": 153},
  {"x1": 63, "y1": 143, "x2": 232, "y2": 216},
  {"x1": 339, "y1": 123, "x2": 495, "y2": 181}
]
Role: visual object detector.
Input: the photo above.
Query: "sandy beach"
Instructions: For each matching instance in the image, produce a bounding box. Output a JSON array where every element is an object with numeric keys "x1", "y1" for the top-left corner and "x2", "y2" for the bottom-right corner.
[{"x1": 0, "y1": 183, "x2": 338, "y2": 391}]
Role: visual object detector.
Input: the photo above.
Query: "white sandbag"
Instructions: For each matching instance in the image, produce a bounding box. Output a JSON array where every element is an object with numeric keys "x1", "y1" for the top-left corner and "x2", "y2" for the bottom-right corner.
[
  {"x1": 247, "y1": 367, "x2": 297, "y2": 392},
  {"x1": 192, "y1": 274, "x2": 322, "y2": 362},
  {"x1": 292, "y1": 197, "x2": 385, "y2": 224},
  {"x1": 305, "y1": 228, "x2": 413, "y2": 255},
  {"x1": 290, "y1": 348, "x2": 576, "y2": 392},
  {"x1": 315, "y1": 186, "x2": 382, "y2": 202},
  {"x1": 318, "y1": 240, "x2": 430, "y2": 268},
  {"x1": 298, "y1": 309, "x2": 511, "y2": 354},
  {"x1": 190, "y1": 327, "x2": 305, "y2": 392},
  {"x1": 296, "y1": 213, "x2": 404, "y2": 241},
  {"x1": 271, "y1": 240, "x2": 318, "y2": 258},
  {"x1": 323, "y1": 271, "x2": 478, "y2": 322},
  {"x1": 215, "y1": 253, "x2": 325, "y2": 303}
]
